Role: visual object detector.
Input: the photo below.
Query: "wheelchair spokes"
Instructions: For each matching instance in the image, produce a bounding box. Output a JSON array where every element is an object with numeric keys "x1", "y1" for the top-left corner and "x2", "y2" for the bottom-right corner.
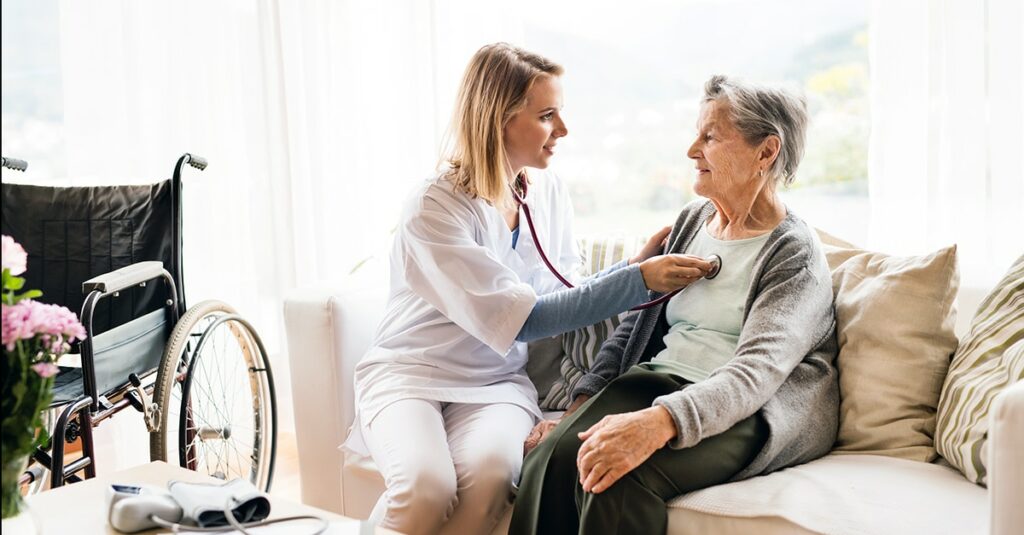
[{"x1": 151, "y1": 300, "x2": 276, "y2": 492}]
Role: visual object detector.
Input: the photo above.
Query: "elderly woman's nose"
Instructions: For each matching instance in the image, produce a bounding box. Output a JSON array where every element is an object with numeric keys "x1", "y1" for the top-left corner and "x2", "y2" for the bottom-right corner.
[{"x1": 686, "y1": 139, "x2": 701, "y2": 159}]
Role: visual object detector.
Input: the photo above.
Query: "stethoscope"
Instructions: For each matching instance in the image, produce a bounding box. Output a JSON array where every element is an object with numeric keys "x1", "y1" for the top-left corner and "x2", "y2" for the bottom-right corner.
[{"x1": 511, "y1": 175, "x2": 721, "y2": 311}]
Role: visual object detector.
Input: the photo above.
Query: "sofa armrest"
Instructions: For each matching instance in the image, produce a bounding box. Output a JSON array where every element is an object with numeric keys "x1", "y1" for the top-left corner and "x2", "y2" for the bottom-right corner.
[
  {"x1": 283, "y1": 283, "x2": 387, "y2": 514},
  {"x1": 989, "y1": 379, "x2": 1024, "y2": 535}
]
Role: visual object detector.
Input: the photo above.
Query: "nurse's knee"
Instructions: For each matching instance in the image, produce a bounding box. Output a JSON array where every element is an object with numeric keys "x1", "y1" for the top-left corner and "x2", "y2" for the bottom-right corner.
[
  {"x1": 464, "y1": 448, "x2": 520, "y2": 490},
  {"x1": 388, "y1": 464, "x2": 459, "y2": 523}
]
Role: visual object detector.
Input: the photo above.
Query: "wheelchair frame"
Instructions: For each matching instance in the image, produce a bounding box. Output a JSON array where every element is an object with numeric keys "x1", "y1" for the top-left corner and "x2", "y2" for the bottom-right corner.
[{"x1": 3, "y1": 154, "x2": 276, "y2": 491}]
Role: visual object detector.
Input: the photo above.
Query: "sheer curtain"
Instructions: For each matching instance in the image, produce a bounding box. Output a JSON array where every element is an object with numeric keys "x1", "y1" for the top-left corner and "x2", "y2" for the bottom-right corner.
[
  {"x1": 868, "y1": 0, "x2": 1024, "y2": 289},
  {"x1": 56, "y1": 0, "x2": 523, "y2": 467}
]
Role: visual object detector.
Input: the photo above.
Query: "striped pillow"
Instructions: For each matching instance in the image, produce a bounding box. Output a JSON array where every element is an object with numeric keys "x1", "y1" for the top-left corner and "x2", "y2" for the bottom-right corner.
[
  {"x1": 935, "y1": 254, "x2": 1024, "y2": 485},
  {"x1": 538, "y1": 236, "x2": 644, "y2": 410}
]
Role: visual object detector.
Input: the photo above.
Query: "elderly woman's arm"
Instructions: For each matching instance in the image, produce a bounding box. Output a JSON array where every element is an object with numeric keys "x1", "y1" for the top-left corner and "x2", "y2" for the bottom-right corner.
[{"x1": 653, "y1": 256, "x2": 835, "y2": 450}]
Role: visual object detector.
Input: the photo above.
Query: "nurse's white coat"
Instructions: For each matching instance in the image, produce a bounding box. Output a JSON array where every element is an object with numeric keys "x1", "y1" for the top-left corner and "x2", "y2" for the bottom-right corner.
[{"x1": 345, "y1": 170, "x2": 580, "y2": 455}]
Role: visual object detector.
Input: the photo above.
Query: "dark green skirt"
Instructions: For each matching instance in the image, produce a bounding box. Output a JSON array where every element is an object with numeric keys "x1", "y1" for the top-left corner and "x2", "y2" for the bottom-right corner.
[{"x1": 510, "y1": 365, "x2": 768, "y2": 535}]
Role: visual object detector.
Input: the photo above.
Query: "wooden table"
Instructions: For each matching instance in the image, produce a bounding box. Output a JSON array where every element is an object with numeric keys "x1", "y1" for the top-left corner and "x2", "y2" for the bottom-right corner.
[{"x1": 23, "y1": 461, "x2": 400, "y2": 534}]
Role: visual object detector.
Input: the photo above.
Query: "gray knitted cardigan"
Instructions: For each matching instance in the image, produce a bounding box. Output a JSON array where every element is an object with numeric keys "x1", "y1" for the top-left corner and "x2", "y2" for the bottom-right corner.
[{"x1": 571, "y1": 200, "x2": 840, "y2": 479}]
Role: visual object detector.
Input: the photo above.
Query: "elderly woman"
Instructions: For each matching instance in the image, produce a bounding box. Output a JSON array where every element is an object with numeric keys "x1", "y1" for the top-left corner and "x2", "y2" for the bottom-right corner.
[{"x1": 509, "y1": 75, "x2": 839, "y2": 535}]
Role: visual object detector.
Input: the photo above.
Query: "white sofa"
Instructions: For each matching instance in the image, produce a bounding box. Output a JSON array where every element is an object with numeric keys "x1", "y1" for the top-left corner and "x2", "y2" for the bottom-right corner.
[{"x1": 283, "y1": 271, "x2": 1023, "y2": 535}]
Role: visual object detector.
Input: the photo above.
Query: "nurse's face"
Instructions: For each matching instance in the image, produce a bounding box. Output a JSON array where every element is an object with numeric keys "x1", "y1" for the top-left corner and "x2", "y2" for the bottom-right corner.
[{"x1": 504, "y1": 75, "x2": 568, "y2": 176}]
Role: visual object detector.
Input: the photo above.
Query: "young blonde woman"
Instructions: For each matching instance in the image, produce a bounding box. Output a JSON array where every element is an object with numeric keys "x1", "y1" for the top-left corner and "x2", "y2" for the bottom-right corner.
[{"x1": 345, "y1": 43, "x2": 712, "y2": 535}]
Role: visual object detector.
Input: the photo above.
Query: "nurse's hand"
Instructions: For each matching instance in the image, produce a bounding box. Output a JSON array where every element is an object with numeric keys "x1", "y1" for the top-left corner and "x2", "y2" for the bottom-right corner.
[
  {"x1": 523, "y1": 393, "x2": 593, "y2": 455},
  {"x1": 576, "y1": 406, "x2": 677, "y2": 494},
  {"x1": 629, "y1": 226, "x2": 671, "y2": 264},
  {"x1": 639, "y1": 254, "x2": 713, "y2": 293},
  {"x1": 524, "y1": 419, "x2": 560, "y2": 456}
]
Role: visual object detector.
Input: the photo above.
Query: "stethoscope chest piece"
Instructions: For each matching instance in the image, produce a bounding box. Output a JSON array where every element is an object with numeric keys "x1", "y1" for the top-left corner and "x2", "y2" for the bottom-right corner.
[{"x1": 704, "y1": 254, "x2": 723, "y2": 280}]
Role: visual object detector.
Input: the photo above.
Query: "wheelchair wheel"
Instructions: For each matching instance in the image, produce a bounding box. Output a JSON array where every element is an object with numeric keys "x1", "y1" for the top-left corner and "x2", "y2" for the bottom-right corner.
[{"x1": 150, "y1": 300, "x2": 277, "y2": 491}]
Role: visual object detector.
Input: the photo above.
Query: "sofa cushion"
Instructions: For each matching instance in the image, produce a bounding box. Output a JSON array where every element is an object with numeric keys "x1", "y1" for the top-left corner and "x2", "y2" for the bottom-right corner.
[
  {"x1": 936, "y1": 253, "x2": 1024, "y2": 484},
  {"x1": 539, "y1": 236, "x2": 642, "y2": 409},
  {"x1": 668, "y1": 454, "x2": 987, "y2": 535},
  {"x1": 525, "y1": 336, "x2": 564, "y2": 400},
  {"x1": 824, "y1": 244, "x2": 960, "y2": 462}
]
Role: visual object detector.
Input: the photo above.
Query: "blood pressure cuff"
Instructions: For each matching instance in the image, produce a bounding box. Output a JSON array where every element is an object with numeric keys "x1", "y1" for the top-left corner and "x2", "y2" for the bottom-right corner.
[{"x1": 168, "y1": 478, "x2": 270, "y2": 528}]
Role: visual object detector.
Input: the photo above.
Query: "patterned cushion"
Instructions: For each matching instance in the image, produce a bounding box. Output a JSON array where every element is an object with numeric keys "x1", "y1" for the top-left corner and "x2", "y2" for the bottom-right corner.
[
  {"x1": 538, "y1": 236, "x2": 644, "y2": 410},
  {"x1": 936, "y1": 254, "x2": 1024, "y2": 485}
]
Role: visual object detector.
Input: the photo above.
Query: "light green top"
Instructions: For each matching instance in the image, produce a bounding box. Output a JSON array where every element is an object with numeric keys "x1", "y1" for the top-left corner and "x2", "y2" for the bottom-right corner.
[{"x1": 644, "y1": 221, "x2": 771, "y2": 382}]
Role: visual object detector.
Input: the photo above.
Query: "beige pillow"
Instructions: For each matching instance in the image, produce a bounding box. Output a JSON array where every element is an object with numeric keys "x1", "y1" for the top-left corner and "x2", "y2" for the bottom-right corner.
[
  {"x1": 935, "y1": 254, "x2": 1024, "y2": 484},
  {"x1": 825, "y1": 244, "x2": 960, "y2": 462}
]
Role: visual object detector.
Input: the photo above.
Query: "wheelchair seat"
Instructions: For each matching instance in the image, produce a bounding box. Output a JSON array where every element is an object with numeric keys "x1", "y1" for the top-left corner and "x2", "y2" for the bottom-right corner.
[
  {"x1": 51, "y1": 367, "x2": 85, "y2": 407},
  {"x1": 50, "y1": 307, "x2": 171, "y2": 407}
]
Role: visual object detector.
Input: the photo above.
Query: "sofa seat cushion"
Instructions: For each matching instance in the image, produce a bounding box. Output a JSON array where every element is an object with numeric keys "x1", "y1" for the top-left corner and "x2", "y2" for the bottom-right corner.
[{"x1": 667, "y1": 453, "x2": 987, "y2": 535}]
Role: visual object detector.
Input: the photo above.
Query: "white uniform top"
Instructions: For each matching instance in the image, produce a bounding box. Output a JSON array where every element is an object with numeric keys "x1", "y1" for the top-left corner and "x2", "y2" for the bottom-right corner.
[{"x1": 345, "y1": 170, "x2": 580, "y2": 455}]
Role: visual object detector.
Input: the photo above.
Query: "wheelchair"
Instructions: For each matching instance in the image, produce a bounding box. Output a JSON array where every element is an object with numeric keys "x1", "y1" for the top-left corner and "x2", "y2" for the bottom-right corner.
[{"x1": 1, "y1": 154, "x2": 277, "y2": 493}]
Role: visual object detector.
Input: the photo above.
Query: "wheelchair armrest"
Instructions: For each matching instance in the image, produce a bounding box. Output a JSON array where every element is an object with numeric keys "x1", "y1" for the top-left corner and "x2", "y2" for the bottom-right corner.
[{"x1": 82, "y1": 261, "x2": 170, "y2": 295}]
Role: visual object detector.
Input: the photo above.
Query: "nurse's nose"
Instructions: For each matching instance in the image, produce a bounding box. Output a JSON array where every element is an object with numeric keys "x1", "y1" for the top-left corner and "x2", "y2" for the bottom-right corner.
[{"x1": 555, "y1": 115, "x2": 568, "y2": 138}]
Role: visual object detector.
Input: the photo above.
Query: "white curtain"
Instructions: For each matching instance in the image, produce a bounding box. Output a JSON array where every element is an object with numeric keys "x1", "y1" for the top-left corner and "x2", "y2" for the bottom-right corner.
[
  {"x1": 57, "y1": 0, "x2": 523, "y2": 455},
  {"x1": 868, "y1": 0, "x2": 1024, "y2": 289}
]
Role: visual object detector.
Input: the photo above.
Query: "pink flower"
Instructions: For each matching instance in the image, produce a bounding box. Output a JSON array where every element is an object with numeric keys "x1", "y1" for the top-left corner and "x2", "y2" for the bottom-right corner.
[
  {"x1": 2, "y1": 300, "x2": 87, "y2": 352},
  {"x1": 32, "y1": 362, "x2": 59, "y2": 378},
  {"x1": 2, "y1": 235, "x2": 27, "y2": 276}
]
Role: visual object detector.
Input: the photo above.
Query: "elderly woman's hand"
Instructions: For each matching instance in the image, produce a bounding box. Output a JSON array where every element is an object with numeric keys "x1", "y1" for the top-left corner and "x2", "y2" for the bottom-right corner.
[
  {"x1": 576, "y1": 406, "x2": 676, "y2": 494},
  {"x1": 630, "y1": 226, "x2": 671, "y2": 264}
]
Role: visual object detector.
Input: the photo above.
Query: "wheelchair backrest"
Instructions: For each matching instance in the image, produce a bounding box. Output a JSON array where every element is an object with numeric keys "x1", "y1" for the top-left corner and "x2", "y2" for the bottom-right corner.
[{"x1": 2, "y1": 180, "x2": 178, "y2": 334}]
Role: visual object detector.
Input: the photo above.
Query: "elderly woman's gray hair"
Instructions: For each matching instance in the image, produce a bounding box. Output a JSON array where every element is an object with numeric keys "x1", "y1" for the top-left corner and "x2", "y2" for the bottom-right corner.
[{"x1": 703, "y1": 75, "x2": 808, "y2": 186}]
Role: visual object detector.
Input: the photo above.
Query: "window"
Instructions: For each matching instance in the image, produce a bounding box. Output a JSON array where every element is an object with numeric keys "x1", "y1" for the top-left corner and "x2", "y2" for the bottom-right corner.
[
  {"x1": 1, "y1": 0, "x2": 65, "y2": 179},
  {"x1": 521, "y1": 0, "x2": 869, "y2": 244}
]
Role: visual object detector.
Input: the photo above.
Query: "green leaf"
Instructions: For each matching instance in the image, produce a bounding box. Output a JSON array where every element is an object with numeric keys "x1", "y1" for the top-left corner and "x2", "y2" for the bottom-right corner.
[
  {"x1": 6, "y1": 276, "x2": 25, "y2": 291},
  {"x1": 11, "y1": 289, "x2": 42, "y2": 304}
]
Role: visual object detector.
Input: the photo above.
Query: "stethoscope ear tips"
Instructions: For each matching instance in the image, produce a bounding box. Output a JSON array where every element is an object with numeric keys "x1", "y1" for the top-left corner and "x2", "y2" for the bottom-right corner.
[{"x1": 704, "y1": 254, "x2": 722, "y2": 280}]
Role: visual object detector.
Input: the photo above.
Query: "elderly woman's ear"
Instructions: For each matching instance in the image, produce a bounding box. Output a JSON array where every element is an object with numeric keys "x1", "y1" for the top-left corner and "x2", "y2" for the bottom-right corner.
[{"x1": 757, "y1": 135, "x2": 782, "y2": 177}]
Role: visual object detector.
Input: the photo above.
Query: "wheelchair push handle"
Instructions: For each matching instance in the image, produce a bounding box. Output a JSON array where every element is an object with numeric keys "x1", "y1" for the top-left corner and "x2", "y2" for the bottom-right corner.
[
  {"x1": 178, "y1": 153, "x2": 207, "y2": 172},
  {"x1": 2, "y1": 156, "x2": 28, "y2": 172}
]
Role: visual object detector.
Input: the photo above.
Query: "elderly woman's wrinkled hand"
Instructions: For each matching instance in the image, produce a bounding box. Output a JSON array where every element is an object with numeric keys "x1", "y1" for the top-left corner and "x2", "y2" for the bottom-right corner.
[
  {"x1": 575, "y1": 406, "x2": 677, "y2": 494},
  {"x1": 630, "y1": 226, "x2": 672, "y2": 264},
  {"x1": 523, "y1": 418, "x2": 561, "y2": 456}
]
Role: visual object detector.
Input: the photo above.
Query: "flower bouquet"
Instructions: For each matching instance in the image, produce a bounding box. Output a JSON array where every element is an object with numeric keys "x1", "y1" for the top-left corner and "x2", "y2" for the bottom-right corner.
[{"x1": 1, "y1": 235, "x2": 86, "y2": 518}]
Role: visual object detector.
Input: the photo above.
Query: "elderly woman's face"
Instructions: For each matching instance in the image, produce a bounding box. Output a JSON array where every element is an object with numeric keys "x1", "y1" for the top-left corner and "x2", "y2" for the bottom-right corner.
[{"x1": 687, "y1": 99, "x2": 763, "y2": 200}]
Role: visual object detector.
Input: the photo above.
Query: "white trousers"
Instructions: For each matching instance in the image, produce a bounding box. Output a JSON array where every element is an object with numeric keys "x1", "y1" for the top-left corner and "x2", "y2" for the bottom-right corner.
[{"x1": 363, "y1": 399, "x2": 535, "y2": 535}]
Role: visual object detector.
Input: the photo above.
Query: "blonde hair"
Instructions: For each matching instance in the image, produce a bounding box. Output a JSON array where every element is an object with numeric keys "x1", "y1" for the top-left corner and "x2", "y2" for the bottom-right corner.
[{"x1": 442, "y1": 43, "x2": 563, "y2": 208}]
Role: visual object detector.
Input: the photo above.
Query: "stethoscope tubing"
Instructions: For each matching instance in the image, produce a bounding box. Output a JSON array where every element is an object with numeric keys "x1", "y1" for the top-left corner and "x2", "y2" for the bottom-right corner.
[{"x1": 511, "y1": 178, "x2": 717, "y2": 312}]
